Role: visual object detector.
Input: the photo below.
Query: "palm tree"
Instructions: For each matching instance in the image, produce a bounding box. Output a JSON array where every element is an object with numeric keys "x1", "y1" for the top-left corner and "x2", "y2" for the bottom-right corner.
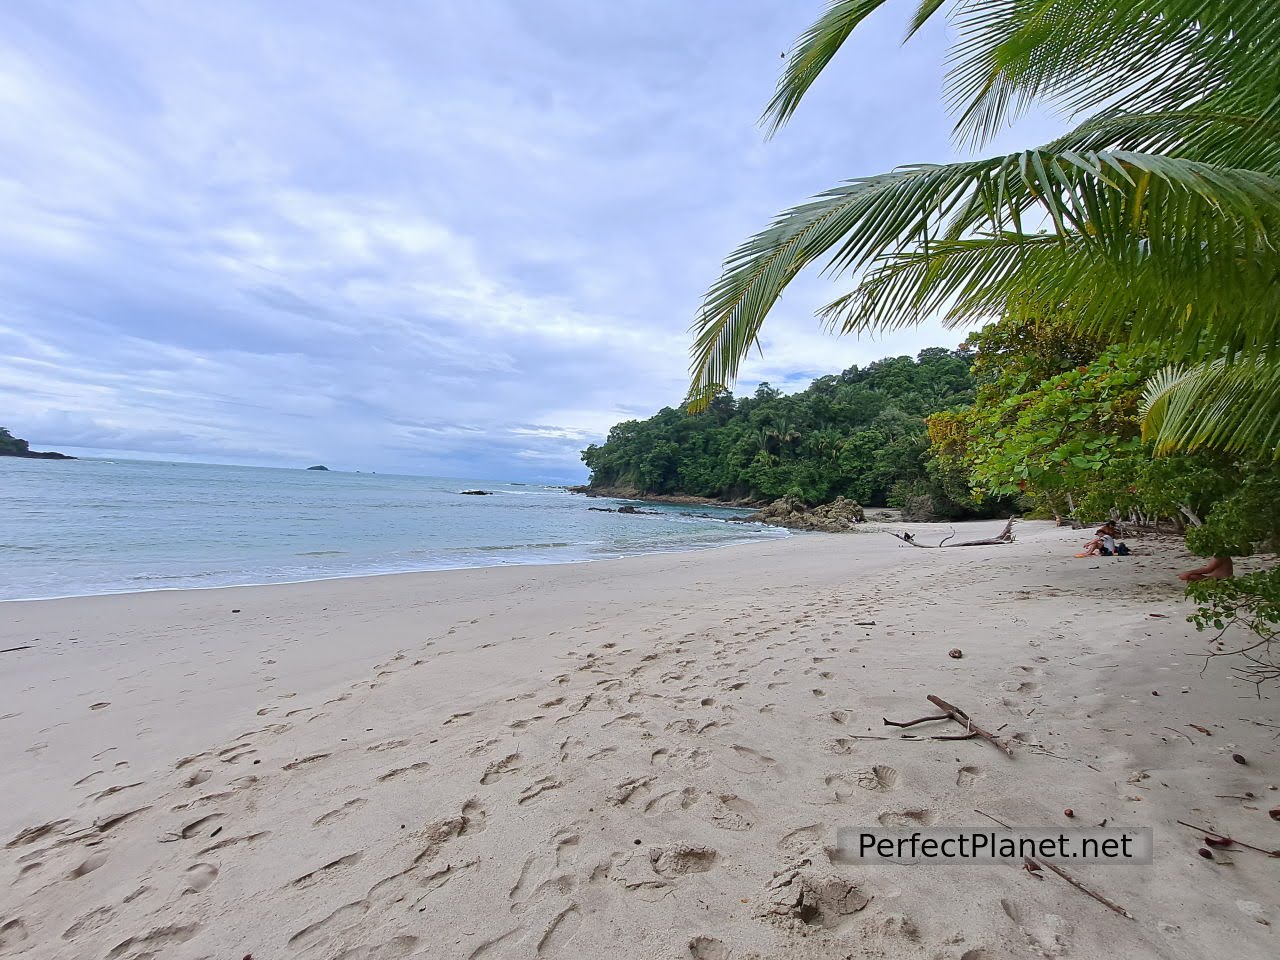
[
  {"x1": 767, "y1": 417, "x2": 801, "y2": 456},
  {"x1": 690, "y1": 1, "x2": 1280, "y2": 456},
  {"x1": 753, "y1": 425, "x2": 774, "y2": 457},
  {"x1": 808, "y1": 428, "x2": 844, "y2": 460}
]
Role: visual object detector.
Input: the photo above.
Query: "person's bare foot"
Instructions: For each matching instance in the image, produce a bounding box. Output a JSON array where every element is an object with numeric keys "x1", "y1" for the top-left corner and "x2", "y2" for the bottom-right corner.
[
  {"x1": 1179, "y1": 556, "x2": 1233, "y2": 581},
  {"x1": 1204, "y1": 556, "x2": 1234, "y2": 579}
]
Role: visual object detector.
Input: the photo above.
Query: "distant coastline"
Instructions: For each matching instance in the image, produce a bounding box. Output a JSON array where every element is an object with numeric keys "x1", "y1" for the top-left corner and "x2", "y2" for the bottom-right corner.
[{"x1": 0, "y1": 426, "x2": 74, "y2": 460}]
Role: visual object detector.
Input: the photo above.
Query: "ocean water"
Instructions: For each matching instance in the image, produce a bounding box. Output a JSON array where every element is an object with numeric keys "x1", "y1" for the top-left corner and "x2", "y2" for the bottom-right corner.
[{"x1": 0, "y1": 457, "x2": 786, "y2": 601}]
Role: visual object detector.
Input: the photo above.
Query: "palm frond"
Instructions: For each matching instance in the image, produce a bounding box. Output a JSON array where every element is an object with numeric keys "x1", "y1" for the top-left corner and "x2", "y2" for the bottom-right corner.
[
  {"x1": 762, "y1": 0, "x2": 950, "y2": 135},
  {"x1": 690, "y1": 147, "x2": 1280, "y2": 405},
  {"x1": 944, "y1": 0, "x2": 1280, "y2": 148},
  {"x1": 1047, "y1": 107, "x2": 1280, "y2": 174},
  {"x1": 762, "y1": 3, "x2": 1280, "y2": 149},
  {"x1": 829, "y1": 227, "x2": 1280, "y2": 359},
  {"x1": 1142, "y1": 359, "x2": 1280, "y2": 457}
]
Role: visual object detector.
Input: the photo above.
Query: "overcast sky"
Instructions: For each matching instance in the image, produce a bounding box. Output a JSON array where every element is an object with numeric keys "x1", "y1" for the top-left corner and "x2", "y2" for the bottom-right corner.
[{"x1": 0, "y1": 1, "x2": 1065, "y2": 481}]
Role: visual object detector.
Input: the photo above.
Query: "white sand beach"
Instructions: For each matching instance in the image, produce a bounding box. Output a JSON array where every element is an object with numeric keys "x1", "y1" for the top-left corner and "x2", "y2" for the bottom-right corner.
[{"x1": 1, "y1": 521, "x2": 1276, "y2": 959}]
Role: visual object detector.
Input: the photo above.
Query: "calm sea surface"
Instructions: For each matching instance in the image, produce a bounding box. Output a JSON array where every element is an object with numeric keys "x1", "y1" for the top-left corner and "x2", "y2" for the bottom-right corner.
[{"x1": 0, "y1": 458, "x2": 785, "y2": 601}]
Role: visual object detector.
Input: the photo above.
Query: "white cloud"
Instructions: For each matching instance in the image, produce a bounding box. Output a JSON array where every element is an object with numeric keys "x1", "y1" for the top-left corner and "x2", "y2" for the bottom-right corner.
[{"x1": 0, "y1": 0, "x2": 1070, "y2": 481}]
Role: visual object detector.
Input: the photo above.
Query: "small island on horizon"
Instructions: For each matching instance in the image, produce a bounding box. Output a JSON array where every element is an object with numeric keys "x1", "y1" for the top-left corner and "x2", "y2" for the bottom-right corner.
[
  {"x1": 0, "y1": 426, "x2": 75, "y2": 460},
  {"x1": 306, "y1": 464, "x2": 329, "y2": 471}
]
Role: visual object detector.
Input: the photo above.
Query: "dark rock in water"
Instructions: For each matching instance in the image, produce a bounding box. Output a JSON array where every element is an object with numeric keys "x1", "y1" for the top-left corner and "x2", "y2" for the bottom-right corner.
[
  {"x1": 459, "y1": 489, "x2": 493, "y2": 495},
  {"x1": 742, "y1": 496, "x2": 865, "y2": 532},
  {"x1": 0, "y1": 426, "x2": 74, "y2": 459},
  {"x1": 617, "y1": 504, "x2": 639, "y2": 514},
  {"x1": 587, "y1": 504, "x2": 661, "y2": 515},
  {"x1": 306, "y1": 465, "x2": 329, "y2": 471}
]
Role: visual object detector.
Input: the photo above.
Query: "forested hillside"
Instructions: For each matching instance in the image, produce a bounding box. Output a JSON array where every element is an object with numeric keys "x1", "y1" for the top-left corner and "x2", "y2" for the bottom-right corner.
[{"x1": 581, "y1": 348, "x2": 997, "y2": 516}]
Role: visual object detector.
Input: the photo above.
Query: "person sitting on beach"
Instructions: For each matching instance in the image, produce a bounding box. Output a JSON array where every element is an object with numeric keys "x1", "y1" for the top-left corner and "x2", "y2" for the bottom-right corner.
[
  {"x1": 1076, "y1": 521, "x2": 1119, "y2": 557},
  {"x1": 1178, "y1": 555, "x2": 1234, "y2": 581}
]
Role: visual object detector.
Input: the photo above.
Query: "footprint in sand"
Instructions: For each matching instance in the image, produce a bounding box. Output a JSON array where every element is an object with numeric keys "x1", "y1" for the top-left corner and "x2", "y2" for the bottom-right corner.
[
  {"x1": 177, "y1": 813, "x2": 224, "y2": 839},
  {"x1": 218, "y1": 746, "x2": 255, "y2": 764},
  {"x1": 0, "y1": 919, "x2": 30, "y2": 952},
  {"x1": 313, "y1": 798, "x2": 367, "y2": 827},
  {"x1": 607, "y1": 776, "x2": 656, "y2": 808},
  {"x1": 104, "y1": 924, "x2": 201, "y2": 960},
  {"x1": 88, "y1": 782, "x2": 143, "y2": 803},
  {"x1": 366, "y1": 738, "x2": 410, "y2": 753},
  {"x1": 508, "y1": 832, "x2": 578, "y2": 915},
  {"x1": 999, "y1": 680, "x2": 1041, "y2": 695},
  {"x1": 1000, "y1": 898, "x2": 1073, "y2": 956},
  {"x1": 62, "y1": 907, "x2": 114, "y2": 940},
  {"x1": 197, "y1": 831, "x2": 270, "y2": 856},
  {"x1": 779, "y1": 823, "x2": 825, "y2": 856},
  {"x1": 825, "y1": 765, "x2": 899, "y2": 800},
  {"x1": 649, "y1": 844, "x2": 717, "y2": 878},
  {"x1": 283, "y1": 753, "x2": 330, "y2": 771},
  {"x1": 727, "y1": 745, "x2": 777, "y2": 774},
  {"x1": 877, "y1": 809, "x2": 937, "y2": 827},
  {"x1": 291, "y1": 852, "x2": 363, "y2": 888},
  {"x1": 643, "y1": 786, "x2": 699, "y2": 814},
  {"x1": 536, "y1": 905, "x2": 582, "y2": 957},
  {"x1": 67, "y1": 850, "x2": 110, "y2": 880},
  {"x1": 466, "y1": 928, "x2": 521, "y2": 960},
  {"x1": 519, "y1": 777, "x2": 563, "y2": 805},
  {"x1": 824, "y1": 738, "x2": 859, "y2": 756},
  {"x1": 956, "y1": 765, "x2": 984, "y2": 787},
  {"x1": 378, "y1": 761, "x2": 430, "y2": 782},
  {"x1": 180, "y1": 863, "x2": 218, "y2": 894},
  {"x1": 480, "y1": 753, "x2": 522, "y2": 785},
  {"x1": 688, "y1": 936, "x2": 730, "y2": 960}
]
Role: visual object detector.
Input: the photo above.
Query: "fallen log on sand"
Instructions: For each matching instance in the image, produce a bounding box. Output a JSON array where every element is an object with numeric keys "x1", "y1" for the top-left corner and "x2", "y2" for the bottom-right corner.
[{"x1": 888, "y1": 517, "x2": 1016, "y2": 549}]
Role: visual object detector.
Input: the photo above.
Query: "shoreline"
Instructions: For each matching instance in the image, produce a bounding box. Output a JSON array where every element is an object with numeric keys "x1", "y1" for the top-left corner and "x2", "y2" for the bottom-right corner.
[
  {"x1": 3, "y1": 521, "x2": 1277, "y2": 959},
  {"x1": 0, "y1": 526, "x2": 793, "y2": 604}
]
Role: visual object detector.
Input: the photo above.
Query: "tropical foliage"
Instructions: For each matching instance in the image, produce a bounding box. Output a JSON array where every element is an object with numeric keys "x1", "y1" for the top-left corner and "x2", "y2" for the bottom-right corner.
[
  {"x1": 581, "y1": 349, "x2": 1003, "y2": 515},
  {"x1": 1187, "y1": 568, "x2": 1280, "y2": 692},
  {"x1": 689, "y1": 0, "x2": 1280, "y2": 460},
  {"x1": 925, "y1": 310, "x2": 1280, "y2": 534},
  {"x1": 0, "y1": 426, "x2": 22, "y2": 456}
]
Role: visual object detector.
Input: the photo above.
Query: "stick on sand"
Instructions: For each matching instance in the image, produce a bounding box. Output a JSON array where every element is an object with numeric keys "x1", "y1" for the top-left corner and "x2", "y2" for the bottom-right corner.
[
  {"x1": 975, "y1": 810, "x2": 1134, "y2": 920},
  {"x1": 883, "y1": 696, "x2": 1014, "y2": 756}
]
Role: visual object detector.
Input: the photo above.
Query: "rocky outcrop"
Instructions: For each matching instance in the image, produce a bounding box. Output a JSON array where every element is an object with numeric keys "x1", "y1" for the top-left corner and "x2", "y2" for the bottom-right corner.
[
  {"x1": 459, "y1": 489, "x2": 493, "y2": 495},
  {"x1": 306, "y1": 465, "x2": 329, "y2": 471},
  {"x1": 567, "y1": 485, "x2": 759, "y2": 508},
  {"x1": 0, "y1": 428, "x2": 74, "y2": 460},
  {"x1": 587, "y1": 504, "x2": 661, "y2": 515},
  {"x1": 739, "y1": 496, "x2": 865, "y2": 532}
]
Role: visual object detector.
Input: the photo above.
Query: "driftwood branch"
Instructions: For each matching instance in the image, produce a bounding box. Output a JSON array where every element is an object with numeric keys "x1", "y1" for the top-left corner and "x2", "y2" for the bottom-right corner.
[
  {"x1": 975, "y1": 810, "x2": 1135, "y2": 920},
  {"x1": 883, "y1": 695, "x2": 1014, "y2": 757},
  {"x1": 1175, "y1": 819, "x2": 1280, "y2": 858},
  {"x1": 927, "y1": 695, "x2": 1014, "y2": 757},
  {"x1": 889, "y1": 517, "x2": 1016, "y2": 549},
  {"x1": 882, "y1": 713, "x2": 950, "y2": 729}
]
